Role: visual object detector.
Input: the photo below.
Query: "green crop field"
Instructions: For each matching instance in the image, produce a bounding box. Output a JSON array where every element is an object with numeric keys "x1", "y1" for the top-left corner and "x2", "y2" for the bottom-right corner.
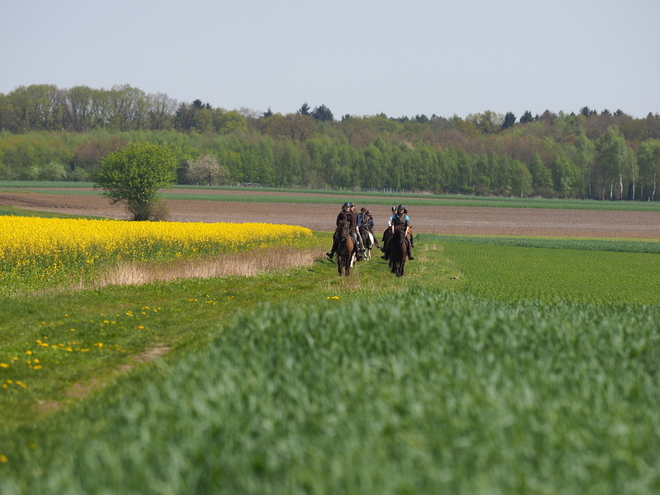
[{"x1": 1, "y1": 201, "x2": 659, "y2": 494}]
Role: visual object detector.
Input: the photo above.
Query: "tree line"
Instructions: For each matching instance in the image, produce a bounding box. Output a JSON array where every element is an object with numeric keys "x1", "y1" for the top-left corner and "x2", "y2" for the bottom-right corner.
[{"x1": 1, "y1": 84, "x2": 660, "y2": 200}]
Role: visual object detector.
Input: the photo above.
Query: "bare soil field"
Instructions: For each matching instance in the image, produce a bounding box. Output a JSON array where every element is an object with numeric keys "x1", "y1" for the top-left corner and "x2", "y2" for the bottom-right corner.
[{"x1": 2, "y1": 190, "x2": 660, "y2": 238}]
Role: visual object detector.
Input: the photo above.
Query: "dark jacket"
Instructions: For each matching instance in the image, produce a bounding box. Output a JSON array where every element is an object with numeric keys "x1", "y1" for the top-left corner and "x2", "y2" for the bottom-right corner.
[
  {"x1": 392, "y1": 213, "x2": 410, "y2": 228},
  {"x1": 349, "y1": 210, "x2": 359, "y2": 232},
  {"x1": 336, "y1": 211, "x2": 357, "y2": 232}
]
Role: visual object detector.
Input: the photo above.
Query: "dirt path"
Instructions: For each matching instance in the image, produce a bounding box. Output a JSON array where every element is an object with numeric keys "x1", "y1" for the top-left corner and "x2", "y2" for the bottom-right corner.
[{"x1": 2, "y1": 191, "x2": 660, "y2": 238}]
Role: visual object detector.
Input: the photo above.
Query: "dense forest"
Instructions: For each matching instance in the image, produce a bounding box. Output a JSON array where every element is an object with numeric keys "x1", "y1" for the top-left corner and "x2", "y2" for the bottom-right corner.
[{"x1": 1, "y1": 84, "x2": 660, "y2": 200}]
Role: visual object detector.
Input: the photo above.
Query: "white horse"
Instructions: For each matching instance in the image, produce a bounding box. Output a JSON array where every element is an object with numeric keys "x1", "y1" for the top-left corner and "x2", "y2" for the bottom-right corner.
[{"x1": 361, "y1": 229, "x2": 375, "y2": 260}]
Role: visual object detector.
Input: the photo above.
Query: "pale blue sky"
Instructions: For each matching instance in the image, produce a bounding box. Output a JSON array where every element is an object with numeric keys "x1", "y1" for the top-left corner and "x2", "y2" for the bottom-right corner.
[{"x1": 2, "y1": 0, "x2": 658, "y2": 119}]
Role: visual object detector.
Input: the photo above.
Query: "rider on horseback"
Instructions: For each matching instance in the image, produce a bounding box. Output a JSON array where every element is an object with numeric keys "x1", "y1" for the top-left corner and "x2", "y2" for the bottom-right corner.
[
  {"x1": 356, "y1": 207, "x2": 376, "y2": 252},
  {"x1": 326, "y1": 202, "x2": 363, "y2": 260},
  {"x1": 364, "y1": 210, "x2": 381, "y2": 249},
  {"x1": 357, "y1": 207, "x2": 367, "y2": 229},
  {"x1": 348, "y1": 203, "x2": 365, "y2": 257},
  {"x1": 381, "y1": 204, "x2": 414, "y2": 261}
]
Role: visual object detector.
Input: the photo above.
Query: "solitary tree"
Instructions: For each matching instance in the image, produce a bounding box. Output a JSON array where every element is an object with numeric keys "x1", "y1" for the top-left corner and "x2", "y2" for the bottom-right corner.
[{"x1": 95, "y1": 142, "x2": 177, "y2": 221}]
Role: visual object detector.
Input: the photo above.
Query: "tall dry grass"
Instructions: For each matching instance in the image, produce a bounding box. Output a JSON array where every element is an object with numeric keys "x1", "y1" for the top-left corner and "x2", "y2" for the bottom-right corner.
[{"x1": 93, "y1": 246, "x2": 325, "y2": 288}]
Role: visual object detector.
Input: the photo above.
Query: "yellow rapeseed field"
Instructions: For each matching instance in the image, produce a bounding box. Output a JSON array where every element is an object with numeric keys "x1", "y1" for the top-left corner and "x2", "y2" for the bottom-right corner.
[{"x1": 0, "y1": 216, "x2": 313, "y2": 292}]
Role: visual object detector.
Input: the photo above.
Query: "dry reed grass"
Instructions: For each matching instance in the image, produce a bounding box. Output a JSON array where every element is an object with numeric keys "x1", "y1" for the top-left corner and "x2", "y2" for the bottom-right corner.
[{"x1": 94, "y1": 246, "x2": 325, "y2": 288}]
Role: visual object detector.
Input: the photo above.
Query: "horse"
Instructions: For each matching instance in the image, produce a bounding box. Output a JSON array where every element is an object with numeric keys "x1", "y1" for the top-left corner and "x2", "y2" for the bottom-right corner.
[
  {"x1": 388, "y1": 225, "x2": 408, "y2": 277},
  {"x1": 360, "y1": 226, "x2": 375, "y2": 260},
  {"x1": 336, "y1": 220, "x2": 355, "y2": 276},
  {"x1": 381, "y1": 227, "x2": 392, "y2": 254}
]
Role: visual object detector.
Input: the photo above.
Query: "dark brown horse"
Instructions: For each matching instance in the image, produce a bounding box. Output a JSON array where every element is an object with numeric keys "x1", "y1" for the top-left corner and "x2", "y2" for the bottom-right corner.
[
  {"x1": 336, "y1": 220, "x2": 355, "y2": 276},
  {"x1": 388, "y1": 225, "x2": 408, "y2": 277}
]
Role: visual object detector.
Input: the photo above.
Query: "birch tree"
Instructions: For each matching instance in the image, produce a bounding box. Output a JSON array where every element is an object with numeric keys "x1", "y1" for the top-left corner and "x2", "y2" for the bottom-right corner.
[
  {"x1": 638, "y1": 139, "x2": 660, "y2": 201},
  {"x1": 595, "y1": 126, "x2": 627, "y2": 200}
]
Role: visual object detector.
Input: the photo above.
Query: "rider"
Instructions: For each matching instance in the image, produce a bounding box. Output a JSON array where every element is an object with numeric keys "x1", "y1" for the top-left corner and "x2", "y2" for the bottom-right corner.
[
  {"x1": 357, "y1": 207, "x2": 372, "y2": 250},
  {"x1": 349, "y1": 203, "x2": 365, "y2": 257},
  {"x1": 381, "y1": 206, "x2": 397, "y2": 253},
  {"x1": 357, "y1": 207, "x2": 367, "y2": 229},
  {"x1": 364, "y1": 210, "x2": 381, "y2": 249},
  {"x1": 326, "y1": 202, "x2": 361, "y2": 260},
  {"x1": 381, "y1": 204, "x2": 414, "y2": 261}
]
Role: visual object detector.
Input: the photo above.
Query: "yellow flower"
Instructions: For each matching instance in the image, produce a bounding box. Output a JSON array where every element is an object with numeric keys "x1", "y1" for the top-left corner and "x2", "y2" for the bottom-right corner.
[
  {"x1": 0, "y1": 363, "x2": 8, "y2": 368},
  {"x1": 0, "y1": 454, "x2": 8, "y2": 463}
]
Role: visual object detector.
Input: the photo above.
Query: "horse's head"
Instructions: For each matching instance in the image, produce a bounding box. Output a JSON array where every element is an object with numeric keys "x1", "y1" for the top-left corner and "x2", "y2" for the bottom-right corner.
[
  {"x1": 393, "y1": 225, "x2": 407, "y2": 243},
  {"x1": 337, "y1": 220, "x2": 350, "y2": 241}
]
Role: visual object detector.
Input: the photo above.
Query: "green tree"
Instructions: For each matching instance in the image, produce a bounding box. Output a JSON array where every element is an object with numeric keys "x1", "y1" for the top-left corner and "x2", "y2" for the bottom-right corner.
[
  {"x1": 519, "y1": 111, "x2": 534, "y2": 124},
  {"x1": 95, "y1": 142, "x2": 177, "y2": 221},
  {"x1": 193, "y1": 108, "x2": 214, "y2": 132},
  {"x1": 501, "y1": 112, "x2": 516, "y2": 130},
  {"x1": 511, "y1": 160, "x2": 533, "y2": 197},
  {"x1": 311, "y1": 104, "x2": 334, "y2": 122},
  {"x1": 573, "y1": 131, "x2": 595, "y2": 197},
  {"x1": 213, "y1": 110, "x2": 248, "y2": 134},
  {"x1": 263, "y1": 113, "x2": 317, "y2": 141},
  {"x1": 466, "y1": 111, "x2": 503, "y2": 134},
  {"x1": 528, "y1": 153, "x2": 553, "y2": 195},
  {"x1": 637, "y1": 139, "x2": 660, "y2": 200},
  {"x1": 594, "y1": 126, "x2": 628, "y2": 200}
]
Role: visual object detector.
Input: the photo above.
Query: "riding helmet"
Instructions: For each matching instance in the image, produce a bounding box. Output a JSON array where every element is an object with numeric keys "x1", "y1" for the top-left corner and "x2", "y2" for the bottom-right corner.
[
  {"x1": 397, "y1": 204, "x2": 406, "y2": 210},
  {"x1": 343, "y1": 201, "x2": 351, "y2": 208}
]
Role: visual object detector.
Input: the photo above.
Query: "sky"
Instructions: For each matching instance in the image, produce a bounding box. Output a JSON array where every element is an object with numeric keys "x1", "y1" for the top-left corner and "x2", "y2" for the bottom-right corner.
[{"x1": 2, "y1": 0, "x2": 659, "y2": 120}]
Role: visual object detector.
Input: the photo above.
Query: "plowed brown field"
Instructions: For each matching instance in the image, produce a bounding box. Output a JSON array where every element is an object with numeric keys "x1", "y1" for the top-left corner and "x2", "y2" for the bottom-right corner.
[{"x1": 2, "y1": 189, "x2": 660, "y2": 238}]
